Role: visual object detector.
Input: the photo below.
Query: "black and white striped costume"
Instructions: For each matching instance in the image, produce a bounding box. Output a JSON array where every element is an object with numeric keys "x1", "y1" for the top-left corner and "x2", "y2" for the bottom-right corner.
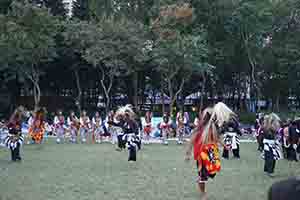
[
  {"x1": 261, "y1": 139, "x2": 283, "y2": 161},
  {"x1": 5, "y1": 127, "x2": 24, "y2": 161},
  {"x1": 222, "y1": 121, "x2": 241, "y2": 159},
  {"x1": 4, "y1": 132, "x2": 24, "y2": 150},
  {"x1": 262, "y1": 130, "x2": 282, "y2": 174},
  {"x1": 122, "y1": 120, "x2": 141, "y2": 161}
]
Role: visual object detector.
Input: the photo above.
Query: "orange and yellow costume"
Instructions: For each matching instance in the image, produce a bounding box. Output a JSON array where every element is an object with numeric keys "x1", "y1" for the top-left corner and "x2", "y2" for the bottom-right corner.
[
  {"x1": 194, "y1": 128, "x2": 221, "y2": 179},
  {"x1": 29, "y1": 110, "x2": 45, "y2": 144}
]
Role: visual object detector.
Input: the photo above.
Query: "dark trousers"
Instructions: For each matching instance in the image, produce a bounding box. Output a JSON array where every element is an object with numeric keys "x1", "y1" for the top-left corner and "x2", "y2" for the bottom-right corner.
[
  {"x1": 10, "y1": 143, "x2": 21, "y2": 161},
  {"x1": 286, "y1": 146, "x2": 298, "y2": 161},
  {"x1": 117, "y1": 135, "x2": 126, "y2": 149},
  {"x1": 264, "y1": 151, "x2": 276, "y2": 174},
  {"x1": 257, "y1": 136, "x2": 264, "y2": 151},
  {"x1": 128, "y1": 145, "x2": 136, "y2": 161},
  {"x1": 223, "y1": 145, "x2": 240, "y2": 159},
  {"x1": 282, "y1": 145, "x2": 288, "y2": 159}
]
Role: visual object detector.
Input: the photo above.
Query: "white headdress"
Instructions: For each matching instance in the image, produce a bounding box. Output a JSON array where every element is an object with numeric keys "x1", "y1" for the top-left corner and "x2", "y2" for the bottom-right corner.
[
  {"x1": 201, "y1": 102, "x2": 235, "y2": 144},
  {"x1": 115, "y1": 104, "x2": 135, "y2": 119},
  {"x1": 263, "y1": 113, "x2": 281, "y2": 131}
]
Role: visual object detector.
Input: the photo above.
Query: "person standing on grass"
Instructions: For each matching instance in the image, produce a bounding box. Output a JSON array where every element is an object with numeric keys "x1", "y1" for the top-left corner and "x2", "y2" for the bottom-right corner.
[
  {"x1": 261, "y1": 113, "x2": 282, "y2": 177},
  {"x1": 185, "y1": 102, "x2": 235, "y2": 200},
  {"x1": 176, "y1": 111, "x2": 185, "y2": 144},
  {"x1": 284, "y1": 119, "x2": 300, "y2": 162},
  {"x1": 160, "y1": 113, "x2": 172, "y2": 145},
  {"x1": 4, "y1": 106, "x2": 26, "y2": 162},
  {"x1": 79, "y1": 110, "x2": 90, "y2": 143},
  {"x1": 115, "y1": 105, "x2": 141, "y2": 162},
  {"x1": 54, "y1": 110, "x2": 66, "y2": 144},
  {"x1": 255, "y1": 113, "x2": 265, "y2": 151},
  {"x1": 222, "y1": 118, "x2": 242, "y2": 159},
  {"x1": 28, "y1": 108, "x2": 46, "y2": 144},
  {"x1": 92, "y1": 111, "x2": 104, "y2": 144},
  {"x1": 67, "y1": 111, "x2": 79, "y2": 143},
  {"x1": 143, "y1": 111, "x2": 152, "y2": 145}
]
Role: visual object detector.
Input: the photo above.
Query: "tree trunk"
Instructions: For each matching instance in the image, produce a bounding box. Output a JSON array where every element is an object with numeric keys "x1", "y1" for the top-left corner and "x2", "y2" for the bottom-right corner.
[
  {"x1": 74, "y1": 69, "x2": 82, "y2": 113},
  {"x1": 276, "y1": 94, "x2": 280, "y2": 112},
  {"x1": 168, "y1": 77, "x2": 185, "y2": 118},
  {"x1": 133, "y1": 71, "x2": 138, "y2": 110},
  {"x1": 161, "y1": 81, "x2": 165, "y2": 114},
  {"x1": 99, "y1": 66, "x2": 113, "y2": 115},
  {"x1": 200, "y1": 72, "x2": 206, "y2": 111}
]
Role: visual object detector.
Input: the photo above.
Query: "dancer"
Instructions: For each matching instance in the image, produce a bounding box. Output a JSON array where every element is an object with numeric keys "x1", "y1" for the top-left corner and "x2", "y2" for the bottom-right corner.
[
  {"x1": 143, "y1": 111, "x2": 152, "y2": 144},
  {"x1": 222, "y1": 118, "x2": 242, "y2": 159},
  {"x1": 184, "y1": 112, "x2": 191, "y2": 136},
  {"x1": 278, "y1": 120, "x2": 290, "y2": 159},
  {"x1": 160, "y1": 113, "x2": 172, "y2": 145},
  {"x1": 0, "y1": 120, "x2": 8, "y2": 147},
  {"x1": 284, "y1": 119, "x2": 300, "y2": 162},
  {"x1": 106, "y1": 111, "x2": 118, "y2": 145},
  {"x1": 261, "y1": 113, "x2": 282, "y2": 177},
  {"x1": 255, "y1": 114, "x2": 265, "y2": 152},
  {"x1": 54, "y1": 110, "x2": 66, "y2": 144},
  {"x1": 79, "y1": 110, "x2": 90, "y2": 143},
  {"x1": 67, "y1": 111, "x2": 79, "y2": 143},
  {"x1": 176, "y1": 111, "x2": 185, "y2": 144},
  {"x1": 115, "y1": 105, "x2": 141, "y2": 161},
  {"x1": 92, "y1": 111, "x2": 104, "y2": 144},
  {"x1": 28, "y1": 108, "x2": 45, "y2": 144},
  {"x1": 5, "y1": 106, "x2": 26, "y2": 162},
  {"x1": 185, "y1": 102, "x2": 235, "y2": 200}
]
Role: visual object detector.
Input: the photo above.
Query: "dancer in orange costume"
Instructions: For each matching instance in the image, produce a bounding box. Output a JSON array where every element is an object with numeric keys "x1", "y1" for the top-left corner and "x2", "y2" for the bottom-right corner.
[
  {"x1": 29, "y1": 108, "x2": 45, "y2": 144},
  {"x1": 185, "y1": 103, "x2": 235, "y2": 200}
]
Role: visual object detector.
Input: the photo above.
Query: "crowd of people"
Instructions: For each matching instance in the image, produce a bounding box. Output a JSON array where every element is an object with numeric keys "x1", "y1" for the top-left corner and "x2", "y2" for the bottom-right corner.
[{"x1": 1, "y1": 103, "x2": 300, "y2": 200}]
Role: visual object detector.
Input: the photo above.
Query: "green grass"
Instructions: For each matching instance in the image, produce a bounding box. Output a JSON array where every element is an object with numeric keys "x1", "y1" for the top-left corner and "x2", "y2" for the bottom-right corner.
[{"x1": 0, "y1": 141, "x2": 299, "y2": 200}]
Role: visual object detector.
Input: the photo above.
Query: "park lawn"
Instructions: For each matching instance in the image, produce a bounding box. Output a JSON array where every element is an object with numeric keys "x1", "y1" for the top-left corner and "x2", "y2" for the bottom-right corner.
[{"x1": 0, "y1": 141, "x2": 299, "y2": 200}]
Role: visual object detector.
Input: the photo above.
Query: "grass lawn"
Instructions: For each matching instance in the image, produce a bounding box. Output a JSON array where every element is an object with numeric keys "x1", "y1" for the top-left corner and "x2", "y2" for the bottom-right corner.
[{"x1": 0, "y1": 141, "x2": 299, "y2": 200}]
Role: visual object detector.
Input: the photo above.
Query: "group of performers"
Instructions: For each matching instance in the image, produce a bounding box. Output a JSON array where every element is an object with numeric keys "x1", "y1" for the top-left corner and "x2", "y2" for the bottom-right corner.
[{"x1": 2, "y1": 102, "x2": 300, "y2": 200}]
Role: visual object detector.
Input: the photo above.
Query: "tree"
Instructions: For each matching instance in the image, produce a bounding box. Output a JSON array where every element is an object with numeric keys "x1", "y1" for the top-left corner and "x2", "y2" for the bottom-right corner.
[
  {"x1": 32, "y1": 0, "x2": 68, "y2": 17},
  {"x1": 0, "y1": 0, "x2": 12, "y2": 14},
  {"x1": 72, "y1": 0, "x2": 90, "y2": 20},
  {"x1": 225, "y1": 0, "x2": 274, "y2": 111},
  {"x1": 0, "y1": 1, "x2": 59, "y2": 109}
]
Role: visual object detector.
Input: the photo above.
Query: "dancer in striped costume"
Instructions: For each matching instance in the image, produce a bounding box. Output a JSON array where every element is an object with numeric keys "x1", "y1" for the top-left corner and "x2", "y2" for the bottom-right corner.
[
  {"x1": 5, "y1": 106, "x2": 26, "y2": 162},
  {"x1": 115, "y1": 105, "x2": 141, "y2": 162},
  {"x1": 222, "y1": 119, "x2": 241, "y2": 159},
  {"x1": 261, "y1": 113, "x2": 283, "y2": 177},
  {"x1": 185, "y1": 102, "x2": 235, "y2": 200}
]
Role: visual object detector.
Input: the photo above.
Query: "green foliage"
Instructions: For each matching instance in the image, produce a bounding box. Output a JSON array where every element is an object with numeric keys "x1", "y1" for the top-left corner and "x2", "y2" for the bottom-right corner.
[
  {"x1": 0, "y1": 0, "x2": 12, "y2": 14},
  {"x1": 32, "y1": 0, "x2": 68, "y2": 17},
  {"x1": 72, "y1": 0, "x2": 90, "y2": 20}
]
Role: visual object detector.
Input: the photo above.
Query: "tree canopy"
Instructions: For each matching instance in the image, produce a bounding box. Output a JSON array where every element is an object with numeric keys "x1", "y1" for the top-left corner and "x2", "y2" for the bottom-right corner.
[{"x1": 1, "y1": 0, "x2": 300, "y2": 113}]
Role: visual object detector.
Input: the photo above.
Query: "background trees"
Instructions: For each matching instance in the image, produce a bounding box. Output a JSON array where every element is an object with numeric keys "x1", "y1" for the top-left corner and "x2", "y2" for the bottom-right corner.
[{"x1": 1, "y1": 0, "x2": 300, "y2": 115}]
